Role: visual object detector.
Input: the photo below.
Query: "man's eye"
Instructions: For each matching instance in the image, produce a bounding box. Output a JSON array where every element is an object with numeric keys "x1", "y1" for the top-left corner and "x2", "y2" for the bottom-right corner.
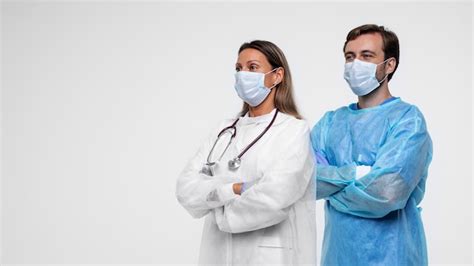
[{"x1": 235, "y1": 67, "x2": 241, "y2": 72}]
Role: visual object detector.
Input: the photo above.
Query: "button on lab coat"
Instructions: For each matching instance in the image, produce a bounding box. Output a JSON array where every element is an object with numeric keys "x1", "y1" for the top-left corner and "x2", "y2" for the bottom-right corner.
[{"x1": 176, "y1": 109, "x2": 316, "y2": 265}]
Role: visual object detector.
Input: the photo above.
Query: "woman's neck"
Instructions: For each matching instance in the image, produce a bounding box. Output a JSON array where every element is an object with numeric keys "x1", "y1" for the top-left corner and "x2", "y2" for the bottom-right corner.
[{"x1": 248, "y1": 104, "x2": 275, "y2": 117}]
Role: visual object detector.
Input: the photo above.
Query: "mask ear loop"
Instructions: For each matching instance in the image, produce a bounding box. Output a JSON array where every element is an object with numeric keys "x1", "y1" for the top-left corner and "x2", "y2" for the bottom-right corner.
[
  {"x1": 378, "y1": 74, "x2": 389, "y2": 84},
  {"x1": 266, "y1": 67, "x2": 282, "y2": 89},
  {"x1": 264, "y1": 67, "x2": 280, "y2": 75},
  {"x1": 377, "y1": 58, "x2": 394, "y2": 84}
]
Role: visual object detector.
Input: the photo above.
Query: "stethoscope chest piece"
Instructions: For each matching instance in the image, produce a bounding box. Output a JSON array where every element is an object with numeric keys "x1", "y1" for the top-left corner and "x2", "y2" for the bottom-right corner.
[
  {"x1": 200, "y1": 162, "x2": 216, "y2": 176},
  {"x1": 228, "y1": 157, "x2": 241, "y2": 171}
]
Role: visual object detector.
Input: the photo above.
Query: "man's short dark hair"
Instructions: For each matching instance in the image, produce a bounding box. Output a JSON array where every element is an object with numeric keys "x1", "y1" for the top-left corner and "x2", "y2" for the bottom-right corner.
[{"x1": 343, "y1": 24, "x2": 400, "y2": 82}]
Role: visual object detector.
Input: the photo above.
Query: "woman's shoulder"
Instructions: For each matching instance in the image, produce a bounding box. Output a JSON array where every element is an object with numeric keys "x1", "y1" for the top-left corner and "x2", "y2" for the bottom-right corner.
[{"x1": 278, "y1": 112, "x2": 310, "y2": 134}]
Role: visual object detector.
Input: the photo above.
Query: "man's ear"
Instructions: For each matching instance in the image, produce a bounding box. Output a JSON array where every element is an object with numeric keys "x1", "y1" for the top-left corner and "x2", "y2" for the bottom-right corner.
[{"x1": 385, "y1": 57, "x2": 397, "y2": 75}]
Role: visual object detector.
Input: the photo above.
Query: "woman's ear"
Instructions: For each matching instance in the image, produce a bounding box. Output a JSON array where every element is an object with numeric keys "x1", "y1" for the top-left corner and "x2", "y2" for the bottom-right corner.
[{"x1": 274, "y1": 67, "x2": 284, "y2": 86}]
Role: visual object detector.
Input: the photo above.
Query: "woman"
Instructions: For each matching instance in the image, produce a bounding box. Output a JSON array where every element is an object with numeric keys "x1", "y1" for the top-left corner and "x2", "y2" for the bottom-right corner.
[{"x1": 176, "y1": 40, "x2": 316, "y2": 265}]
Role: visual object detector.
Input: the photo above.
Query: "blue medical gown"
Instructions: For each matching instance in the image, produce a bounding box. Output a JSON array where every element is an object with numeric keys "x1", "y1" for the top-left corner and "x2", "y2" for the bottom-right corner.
[{"x1": 311, "y1": 98, "x2": 433, "y2": 266}]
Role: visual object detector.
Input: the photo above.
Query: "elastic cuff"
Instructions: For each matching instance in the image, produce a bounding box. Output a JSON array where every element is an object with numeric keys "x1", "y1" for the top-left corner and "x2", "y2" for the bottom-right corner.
[{"x1": 317, "y1": 163, "x2": 356, "y2": 183}]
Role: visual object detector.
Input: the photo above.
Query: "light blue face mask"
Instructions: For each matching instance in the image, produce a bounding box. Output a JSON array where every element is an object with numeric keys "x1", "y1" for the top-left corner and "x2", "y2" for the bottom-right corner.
[
  {"x1": 344, "y1": 59, "x2": 389, "y2": 96},
  {"x1": 234, "y1": 68, "x2": 279, "y2": 107}
]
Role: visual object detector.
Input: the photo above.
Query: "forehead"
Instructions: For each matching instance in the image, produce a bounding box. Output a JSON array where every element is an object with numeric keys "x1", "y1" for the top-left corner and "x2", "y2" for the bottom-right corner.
[
  {"x1": 345, "y1": 33, "x2": 384, "y2": 54},
  {"x1": 236, "y1": 48, "x2": 268, "y2": 64}
]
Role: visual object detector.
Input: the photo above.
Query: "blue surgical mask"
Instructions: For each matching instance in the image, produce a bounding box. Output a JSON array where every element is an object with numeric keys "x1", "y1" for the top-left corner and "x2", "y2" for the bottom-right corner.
[
  {"x1": 344, "y1": 59, "x2": 389, "y2": 96},
  {"x1": 234, "y1": 68, "x2": 279, "y2": 107}
]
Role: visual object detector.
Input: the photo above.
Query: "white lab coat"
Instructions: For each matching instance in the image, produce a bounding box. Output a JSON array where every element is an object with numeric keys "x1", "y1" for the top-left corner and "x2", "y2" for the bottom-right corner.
[{"x1": 176, "y1": 109, "x2": 316, "y2": 266}]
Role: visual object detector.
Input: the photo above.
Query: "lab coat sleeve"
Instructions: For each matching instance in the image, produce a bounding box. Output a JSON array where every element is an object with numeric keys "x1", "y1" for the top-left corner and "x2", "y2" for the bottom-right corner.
[
  {"x1": 214, "y1": 122, "x2": 315, "y2": 233},
  {"x1": 310, "y1": 112, "x2": 356, "y2": 200},
  {"x1": 176, "y1": 122, "x2": 239, "y2": 219},
  {"x1": 328, "y1": 107, "x2": 433, "y2": 218}
]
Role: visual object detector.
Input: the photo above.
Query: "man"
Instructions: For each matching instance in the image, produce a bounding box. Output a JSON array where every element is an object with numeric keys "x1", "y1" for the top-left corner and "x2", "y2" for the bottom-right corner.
[{"x1": 311, "y1": 24, "x2": 433, "y2": 265}]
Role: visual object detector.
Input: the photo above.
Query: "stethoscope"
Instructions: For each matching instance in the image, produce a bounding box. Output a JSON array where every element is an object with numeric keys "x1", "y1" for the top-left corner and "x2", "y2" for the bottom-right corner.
[{"x1": 201, "y1": 109, "x2": 279, "y2": 176}]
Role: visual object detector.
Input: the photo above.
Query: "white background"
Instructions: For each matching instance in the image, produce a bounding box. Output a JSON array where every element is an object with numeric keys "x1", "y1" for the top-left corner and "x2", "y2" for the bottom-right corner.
[{"x1": 1, "y1": 1, "x2": 472, "y2": 265}]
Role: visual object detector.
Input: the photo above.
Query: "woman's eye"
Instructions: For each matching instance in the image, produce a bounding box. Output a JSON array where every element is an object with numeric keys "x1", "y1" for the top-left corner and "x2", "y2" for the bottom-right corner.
[{"x1": 249, "y1": 64, "x2": 258, "y2": 71}]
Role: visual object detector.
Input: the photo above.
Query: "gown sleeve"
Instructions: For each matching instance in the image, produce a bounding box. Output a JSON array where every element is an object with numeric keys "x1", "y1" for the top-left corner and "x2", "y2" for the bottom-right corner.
[
  {"x1": 310, "y1": 112, "x2": 356, "y2": 199},
  {"x1": 328, "y1": 107, "x2": 433, "y2": 218}
]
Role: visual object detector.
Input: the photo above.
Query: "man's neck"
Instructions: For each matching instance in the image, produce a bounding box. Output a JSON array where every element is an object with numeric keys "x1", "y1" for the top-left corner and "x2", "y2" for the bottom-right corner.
[{"x1": 358, "y1": 83, "x2": 392, "y2": 109}]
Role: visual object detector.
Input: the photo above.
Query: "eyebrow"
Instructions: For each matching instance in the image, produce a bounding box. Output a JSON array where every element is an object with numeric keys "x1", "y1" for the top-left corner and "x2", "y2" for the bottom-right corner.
[
  {"x1": 235, "y1": 60, "x2": 261, "y2": 66},
  {"x1": 246, "y1": 60, "x2": 261, "y2": 64},
  {"x1": 360, "y1": 50, "x2": 377, "y2": 55}
]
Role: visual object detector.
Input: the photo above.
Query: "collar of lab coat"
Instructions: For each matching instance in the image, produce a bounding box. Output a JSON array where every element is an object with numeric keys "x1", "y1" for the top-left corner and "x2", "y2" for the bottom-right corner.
[
  {"x1": 239, "y1": 108, "x2": 287, "y2": 126},
  {"x1": 233, "y1": 108, "x2": 290, "y2": 152}
]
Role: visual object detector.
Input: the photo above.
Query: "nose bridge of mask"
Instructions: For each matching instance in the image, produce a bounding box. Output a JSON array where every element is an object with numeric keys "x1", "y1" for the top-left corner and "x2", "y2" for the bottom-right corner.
[
  {"x1": 350, "y1": 58, "x2": 389, "y2": 78},
  {"x1": 235, "y1": 71, "x2": 263, "y2": 84},
  {"x1": 352, "y1": 58, "x2": 389, "y2": 68},
  {"x1": 347, "y1": 59, "x2": 376, "y2": 77}
]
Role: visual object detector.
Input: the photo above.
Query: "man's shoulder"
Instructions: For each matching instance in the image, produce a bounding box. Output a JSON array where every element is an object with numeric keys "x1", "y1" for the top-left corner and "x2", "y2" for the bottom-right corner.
[
  {"x1": 391, "y1": 100, "x2": 426, "y2": 119},
  {"x1": 388, "y1": 100, "x2": 429, "y2": 133}
]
